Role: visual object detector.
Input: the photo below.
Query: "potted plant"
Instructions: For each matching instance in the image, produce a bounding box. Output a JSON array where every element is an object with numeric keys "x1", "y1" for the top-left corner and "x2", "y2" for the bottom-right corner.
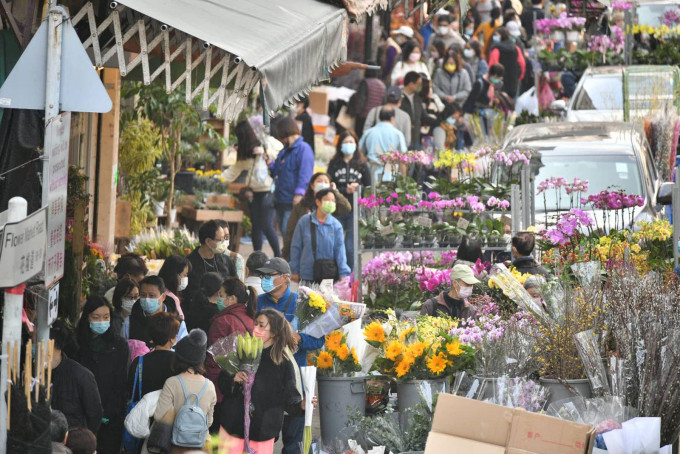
[{"x1": 150, "y1": 175, "x2": 171, "y2": 216}]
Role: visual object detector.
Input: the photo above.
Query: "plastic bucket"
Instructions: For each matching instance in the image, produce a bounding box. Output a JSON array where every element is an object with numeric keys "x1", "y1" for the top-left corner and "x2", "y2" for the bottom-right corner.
[
  {"x1": 318, "y1": 376, "x2": 367, "y2": 446},
  {"x1": 539, "y1": 378, "x2": 592, "y2": 407},
  {"x1": 397, "y1": 379, "x2": 447, "y2": 430}
]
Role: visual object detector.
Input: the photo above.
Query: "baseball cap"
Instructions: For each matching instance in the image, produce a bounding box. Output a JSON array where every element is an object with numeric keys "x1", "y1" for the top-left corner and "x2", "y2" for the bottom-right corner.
[
  {"x1": 506, "y1": 21, "x2": 522, "y2": 37},
  {"x1": 257, "y1": 257, "x2": 292, "y2": 275},
  {"x1": 393, "y1": 25, "x2": 414, "y2": 39},
  {"x1": 385, "y1": 86, "x2": 403, "y2": 103},
  {"x1": 450, "y1": 264, "x2": 481, "y2": 285}
]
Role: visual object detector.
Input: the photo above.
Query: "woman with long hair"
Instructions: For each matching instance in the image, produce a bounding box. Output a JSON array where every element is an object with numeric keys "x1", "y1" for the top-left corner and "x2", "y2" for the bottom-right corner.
[
  {"x1": 157, "y1": 254, "x2": 191, "y2": 319},
  {"x1": 282, "y1": 172, "x2": 351, "y2": 260},
  {"x1": 326, "y1": 130, "x2": 371, "y2": 269},
  {"x1": 390, "y1": 42, "x2": 430, "y2": 86},
  {"x1": 223, "y1": 119, "x2": 280, "y2": 256},
  {"x1": 432, "y1": 51, "x2": 472, "y2": 105},
  {"x1": 110, "y1": 277, "x2": 138, "y2": 336},
  {"x1": 219, "y1": 309, "x2": 307, "y2": 454},
  {"x1": 75, "y1": 296, "x2": 129, "y2": 454}
]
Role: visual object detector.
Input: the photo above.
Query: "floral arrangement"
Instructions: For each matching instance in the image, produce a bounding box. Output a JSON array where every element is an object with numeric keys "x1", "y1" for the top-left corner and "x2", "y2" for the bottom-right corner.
[
  {"x1": 128, "y1": 227, "x2": 199, "y2": 259},
  {"x1": 310, "y1": 331, "x2": 362, "y2": 377},
  {"x1": 632, "y1": 24, "x2": 680, "y2": 38},
  {"x1": 588, "y1": 26, "x2": 624, "y2": 55},
  {"x1": 535, "y1": 12, "x2": 586, "y2": 35},
  {"x1": 363, "y1": 314, "x2": 474, "y2": 380},
  {"x1": 581, "y1": 188, "x2": 644, "y2": 231},
  {"x1": 540, "y1": 209, "x2": 595, "y2": 247},
  {"x1": 294, "y1": 286, "x2": 346, "y2": 338},
  {"x1": 190, "y1": 168, "x2": 228, "y2": 193},
  {"x1": 379, "y1": 150, "x2": 433, "y2": 166},
  {"x1": 661, "y1": 4, "x2": 680, "y2": 26},
  {"x1": 611, "y1": 1, "x2": 632, "y2": 11}
]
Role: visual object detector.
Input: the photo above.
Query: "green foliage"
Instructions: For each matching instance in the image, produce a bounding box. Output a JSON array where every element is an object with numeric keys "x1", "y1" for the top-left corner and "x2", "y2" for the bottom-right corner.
[
  {"x1": 634, "y1": 37, "x2": 680, "y2": 65},
  {"x1": 118, "y1": 117, "x2": 162, "y2": 175},
  {"x1": 129, "y1": 227, "x2": 199, "y2": 259}
]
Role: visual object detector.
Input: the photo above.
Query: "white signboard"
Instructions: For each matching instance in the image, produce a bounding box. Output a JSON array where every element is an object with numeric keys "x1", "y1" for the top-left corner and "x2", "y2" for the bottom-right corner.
[
  {"x1": 44, "y1": 111, "x2": 70, "y2": 287},
  {"x1": 0, "y1": 207, "x2": 47, "y2": 287},
  {"x1": 48, "y1": 283, "x2": 59, "y2": 325}
]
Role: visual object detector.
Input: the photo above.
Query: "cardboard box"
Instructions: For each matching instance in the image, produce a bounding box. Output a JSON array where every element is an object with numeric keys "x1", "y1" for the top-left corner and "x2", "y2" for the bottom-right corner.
[
  {"x1": 308, "y1": 86, "x2": 329, "y2": 116},
  {"x1": 425, "y1": 394, "x2": 594, "y2": 454}
]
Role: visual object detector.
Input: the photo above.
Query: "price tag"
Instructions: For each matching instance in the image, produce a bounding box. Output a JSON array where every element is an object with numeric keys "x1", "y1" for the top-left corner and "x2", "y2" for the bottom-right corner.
[
  {"x1": 379, "y1": 225, "x2": 394, "y2": 235},
  {"x1": 457, "y1": 217, "x2": 470, "y2": 230},
  {"x1": 415, "y1": 216, "x2": 432, "y2": 228}
]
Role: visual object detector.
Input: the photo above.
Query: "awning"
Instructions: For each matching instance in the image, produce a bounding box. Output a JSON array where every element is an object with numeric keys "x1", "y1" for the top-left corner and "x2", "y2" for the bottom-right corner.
[{"x1": 117, "y1": 0, "x2": 348, "y2": 115}]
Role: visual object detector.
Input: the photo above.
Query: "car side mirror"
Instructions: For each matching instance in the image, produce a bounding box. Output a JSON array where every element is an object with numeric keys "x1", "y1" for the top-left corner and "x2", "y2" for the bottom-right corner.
[
  {"x1": 549, "y1": 100, "x2": 567, "y2": 112},
  {"x1": 657, "y1": 182, "x2": 674, "y2": 205}
]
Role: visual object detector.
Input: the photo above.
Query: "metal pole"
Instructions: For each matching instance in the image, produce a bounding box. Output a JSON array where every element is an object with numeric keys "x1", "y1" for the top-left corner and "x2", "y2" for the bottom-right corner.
[
  {"x1": 510, "y1": 184, "x2": 521, "y2": 236},
  {"x1": 673, "y1": 176, "x2": 680, "y2": 269},
  {"x1": 353, "y1": 189, "x2": 361, "y2": 287},
  {"x1": 521, "y1": 164, "x2": 531, "y2": 231},
  {"x1": 623, "y1": 9, "x2": 633, "y2": 66},
  {"x1": 0, "y1": 197, "x2": 29, "y2": 448}
]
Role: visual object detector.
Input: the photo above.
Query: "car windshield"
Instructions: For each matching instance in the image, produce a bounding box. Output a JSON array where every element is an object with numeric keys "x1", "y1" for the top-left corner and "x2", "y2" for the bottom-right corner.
[
  {"x1": 573, "y1": 76, "x2": 622, "y2": 111},
  {"x1": 637, "y1": 4, "x2": 676, "y2": 27},
  {"x1": 534, "y1": 154, "x2": 643, "y2": 211}
]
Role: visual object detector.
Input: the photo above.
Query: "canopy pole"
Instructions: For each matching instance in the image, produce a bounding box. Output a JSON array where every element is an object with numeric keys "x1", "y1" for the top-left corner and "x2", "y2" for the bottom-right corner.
[{"x1": 260, "y1": 79, "x2": 270, "y2": 131}]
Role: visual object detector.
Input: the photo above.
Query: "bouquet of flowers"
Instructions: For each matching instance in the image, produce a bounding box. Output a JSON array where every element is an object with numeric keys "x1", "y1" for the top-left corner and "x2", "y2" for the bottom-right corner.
[
  {"x1": 309, "y1": 331, "x2": 362, "y2": 377},
  {"x1": 208, "y1": 333, "x2": 263, "y2": 454},
  {"x1": 295, "y1": 286, "x2": 366, "y2": 338}
]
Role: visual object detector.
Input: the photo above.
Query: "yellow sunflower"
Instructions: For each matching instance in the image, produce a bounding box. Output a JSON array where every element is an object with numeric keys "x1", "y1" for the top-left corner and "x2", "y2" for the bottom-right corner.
[
  {"x1": 399, "y1": 327, "x2": 416, "y2": 342},
  {"x1": 426, "y1": 352, "x2": 449, "y2": 375},
  {"x1": 350, "y1": 347, "x2": 359, "y2": 364},
  {"x1": 385, "y1": 340, "x2": 403, "y2": 361},
  {"x1": 325, "y1": 331, "x2": 343, "y2": 352},
  {"x1": 364, "y1": 322, "x2": 385, "y2": 344},
  {"x1": 408, "y1": 341, "x2": 427, "y2": 358},
  {"x1": 395, "y1": 359, "x2": 412, "y2": 378},
  {"x1": 336, "y1": 344, "x2": 350, "y2": 361},
  {"x1": 446, "y1": 340, "x2": 463, "y2": 356},
  {"x1": 316, "y1": 351, "x2": 333, "y2": 369}
]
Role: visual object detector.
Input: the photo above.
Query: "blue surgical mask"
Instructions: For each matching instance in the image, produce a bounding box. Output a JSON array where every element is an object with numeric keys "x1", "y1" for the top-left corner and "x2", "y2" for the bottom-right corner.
[
  {"x1": 464, "y1": 28, "x2": 474, "y2": 36},
  {"x1": 217, "y1": 297, "x2": 226, "y2": 311},
  {"x1": 90, "y1": 321, "x2": 110, "y2": 335},
  {"x1": 446, "y1": 117, "x2": 457, "y2": 125},
  {"x1": 261, "y1": 276, "x2": 275, "y2": 293},
  {"x1": 140, "y1": 298, "x2": 160, "y2": 314},
  {"x1": 341, "y1": 143, "x2": 356, "y2": 155},
  {"x1": 492, "y1": 35, "x2": 500, "y2": 43}
]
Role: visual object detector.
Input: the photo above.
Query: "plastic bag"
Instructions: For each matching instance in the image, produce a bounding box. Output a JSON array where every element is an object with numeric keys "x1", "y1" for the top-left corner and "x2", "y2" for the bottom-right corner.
[
  {"x1": 207, "y1": 333, "x2": 263, "y2": 376},
  {"x1": 516, "y1": 87, "x2": 539, "y2": 116},
  {"x1": 300, "y1": 304, "x2": 343, "y2": 338}
]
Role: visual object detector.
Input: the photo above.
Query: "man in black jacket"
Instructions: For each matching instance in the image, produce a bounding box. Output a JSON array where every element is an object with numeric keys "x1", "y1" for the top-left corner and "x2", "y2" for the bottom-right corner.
[
  {"x1": 50, "y1": 321, "x2": 103, "y2": 433},
  {"x1": 520, "y1": 0, "x2": 545, "y2": 41},
  {"x1": 294, "y1": 97, "x2": 316, "y2": 154},
  {"x1": 398, "y1": 71, "x2": 429, "y2": 150},
  {"x1": 512, "y1": 232, "x2": 549, "y2": 277}
]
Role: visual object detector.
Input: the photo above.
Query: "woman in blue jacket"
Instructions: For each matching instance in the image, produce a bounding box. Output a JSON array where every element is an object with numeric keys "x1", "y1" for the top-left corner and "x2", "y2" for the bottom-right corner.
[
  {"x1": 289, "y1": 188, "x2": 351, "y2": 284},
  {"x1": 265, "y1": 116, "x2": 315, "y2": 235}
]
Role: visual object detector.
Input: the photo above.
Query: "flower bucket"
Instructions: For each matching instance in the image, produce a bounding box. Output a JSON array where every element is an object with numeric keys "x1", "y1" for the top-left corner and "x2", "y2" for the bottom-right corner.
[
  {"x1": 551, "y1": 30, "x2": 565, "y2": 41},
  {"x1": 318, "y1": 376, "x2": 367, "y2": 446},
  {"x1": 539, "y1": 378, "x2": 592, "y2": 406},
  {"x1": 397, "y1": 378, "x2": 447, "y2": 430},
  {"x1": 566, "y1": 30, "x2": 581, "y2": 41},
  {"x1": 152, "y1": 200, "x2": 165, "y2": 216},
  {"x1": 471, "y1": 375, "x2": 501, "y2": 401}
]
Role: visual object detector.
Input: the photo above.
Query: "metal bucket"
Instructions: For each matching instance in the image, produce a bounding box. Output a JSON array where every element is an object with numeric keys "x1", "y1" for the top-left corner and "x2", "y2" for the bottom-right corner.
[
  {"x1": 539, "y1": 378, "x2": 592, "y2": 407},
  {"x1": 318, "y1": 376, "x2": 367, "y2": 446},
  {"x1": 397, "y1": 378, "x2": 447, "y2": 430}
]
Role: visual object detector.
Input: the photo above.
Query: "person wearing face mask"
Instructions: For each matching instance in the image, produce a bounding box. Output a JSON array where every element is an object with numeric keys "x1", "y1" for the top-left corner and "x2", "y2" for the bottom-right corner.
[
  {"x1": 50, "y1": 320, "x2": 103, "y2": 434},
  {"x1": 327, "y1": 130, "x2": 372, "y2": 269},
  {"x1": 390, "y1": 42, "x2": 430, "y2": 87},
  {"x1": 488, "y1": 27, "x2": 525, "y2": 99},
  {"x1": 158, "y1": 254, "x2": 191, "y2": 320},
  {"x1": 511, "y1": 232, "x2": 549, "y2": 277},
  {"x1": 464, "y1": 40, "x2": 489, "y2": 80},
  {"x1": 266, "y1": 116, "x2": 315, "y2": 236},
  {"x1": 474, "y1": 5, "x2": 502, "y2": 57},
  {"x1": 110, "y1": 277, "x2": 138, "y2": 337},
  {"x1": 524, "y1": 275, "x2": 548, "y2": 311},
  {"x1": 75, "y1": 296, "x2": 129, "y2": 454},
  {"x1": 104, "y1": 252, "x2": 148, "y2": 303},
  {"x1": 219, "y1": 309, "x2": 310, "y2": 454},
  {"x1": 127, "y1": 275, "x2": 189, "y2": 344},
  {"x1": 463, "y1": 63, "x2": 505, "y2": 132},
  {"x1": 290, "y1": 188, "x2": 351, "y2": 284},
  {"x1": 127, "y1": 312, "x2": 180, "y2": 398},
  {"x1": 206, "y1": 277, "x2": 257, "y2": 431},
  {"x1": 425, "y1": 38, "x2": 447, "y2": 76},
  {"x1": 420, "y1": 264, "x2": 480, "y2": 318},
  {"x1": 185, "y1": 220, "x2": 238, "y2": 308},
  {"x1": 433, "y1": 102, "x2": 470, "y2": 151},
  {"x1": 425, "y1": 15, "x2": 465, "y2": 59},
  {"x1": 282, "y1": 172, "x2": 351, "y2": 260},
  {"x1": 433, "y1": 52, "x2": 472, "y2": 105},
  {"x1": 185, "y1": 272, "x2": 224, "y2": 334},
  {"x1": 245, "y1": 251, "x2": 269, "y2": 296}
]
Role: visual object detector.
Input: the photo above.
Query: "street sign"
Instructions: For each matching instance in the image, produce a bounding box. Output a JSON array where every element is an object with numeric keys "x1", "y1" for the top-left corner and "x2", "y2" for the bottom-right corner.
[
  {"x1": 44, "y1": 112, "x2": 70, "y2": 287},
  {"x1": 48, "y1": 283, "x2": 59, "y2": 325},
  {"x1": 0, "y1": 207, "x2": 47, "y2": 287}
]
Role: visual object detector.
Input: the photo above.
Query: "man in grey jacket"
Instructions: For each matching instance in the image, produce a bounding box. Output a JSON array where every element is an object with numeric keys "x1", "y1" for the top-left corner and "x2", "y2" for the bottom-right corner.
[{"x1": 363, "y1": 86, "x2": 412, "y2": 145}]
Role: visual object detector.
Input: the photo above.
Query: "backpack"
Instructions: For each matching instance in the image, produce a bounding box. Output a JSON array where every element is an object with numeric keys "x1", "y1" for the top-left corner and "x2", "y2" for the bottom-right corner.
[{"x1": 171, "y1": 376, "x2": 209, "y2": 448}]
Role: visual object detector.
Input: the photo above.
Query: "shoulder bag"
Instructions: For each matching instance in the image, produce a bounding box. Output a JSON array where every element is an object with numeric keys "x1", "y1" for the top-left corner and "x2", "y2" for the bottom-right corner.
[{"x1": 310, "y1": 216, "x2": 339, "y2": 283}]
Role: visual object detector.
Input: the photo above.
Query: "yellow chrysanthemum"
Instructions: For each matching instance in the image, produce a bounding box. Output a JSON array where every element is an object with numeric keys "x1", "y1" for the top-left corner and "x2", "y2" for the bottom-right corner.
[
  {"x1": 351, "y1": 347, "x2": 359, "y2": 364},
  {"x1": 316, "y1": 351, "x2": 333, "y2": 369},
  {"x1": 426, "y1": 352, "x2": 449, "y2": 375},
  {"x1": 364, "y1": 322, "x2": 385, "y2": 343},
  {"x1": 336, "y1": 344, "x2": 350, "y2": 361},
  {"x1": 399, "y1": 327, "x2": 416, "y2": 342},
  {"x1": 395, "y1": 359, "x2": 412, "y2": 378},
  {"x1": 308, "y1": 293, "x2": 328, "y2": 313},
  {"x1": 446, "y1": 340, "x2": 463, "y2": 356},
  {"x1": 385, "y1": 340, "x2": 403, "y2": 361},
  {"x1": 408, "y1": 341, "x2": 427, "y2": 358},
  {"x1": 325, "y1": 331, "x2": 343, "y2": 352}
]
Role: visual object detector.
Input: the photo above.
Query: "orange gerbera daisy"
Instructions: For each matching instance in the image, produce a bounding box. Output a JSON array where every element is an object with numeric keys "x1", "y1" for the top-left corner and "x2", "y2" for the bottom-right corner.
[
  {"x1": 396, "y1": 359, "x2": 412, "y2": 378},
  {"x1": 350, "y1": 347, "x2": 359, "y2": 364},
  {"x1": 316, "y1": 351, "x2": 333, "y2": 369},
  {"x1": 364, "y1": 322, "x2": 385, "y2": 345},
  {"x1": 336, "y1": 344, "x2": 350, "y2": 361},
  {"x1": 325, "y1": 331, "x2": 343, "y2": 352},
  {"x1": 385, "y1": 340, "x2": 403, "y2": 361},
  {"x1": 446, "y1": 340, "x2": 464, "y2": 356},
  {"x1": 427, "y1": 352, "x2": 448, "y2": 375},
  {"x1": 408, "y1": 341, "x2": 427, "y2": 358}
]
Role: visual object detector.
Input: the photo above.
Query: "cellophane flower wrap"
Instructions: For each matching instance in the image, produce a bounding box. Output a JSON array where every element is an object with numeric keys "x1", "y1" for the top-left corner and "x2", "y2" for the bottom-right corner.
[
  {"x1": 208, "y1": 333, "x2": 263, "y2": 454},
  {"x1": 295, "y1": 286, "x2": 365, "y2": 338}
]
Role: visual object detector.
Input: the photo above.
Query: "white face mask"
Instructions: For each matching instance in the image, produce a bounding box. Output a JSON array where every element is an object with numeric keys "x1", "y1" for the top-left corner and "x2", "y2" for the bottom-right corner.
[
  {"x1": 314, "y1": 182, "x2": 331, "y2": 193},
  {"x1": 458, "y1": 284, "x2": 473, "y2": 299},
  {"x1": 121, "y1": 298, "x2": 137, "y2": 314},
  {"x1": 409, "y1": 52, "x2": 421, "y2": 63},
  {"x1": 463, "y1": 48, "x2": 475, "y2": 59},
  {"x1": 213, "y1": 239, "x2": 229, "y2": 254},
  {"x1": 437, "y1": 26, "x2": 450, "y2": 35},
  {"x1": 178, "y1": 276, "x2": 189, "y2": 291}
]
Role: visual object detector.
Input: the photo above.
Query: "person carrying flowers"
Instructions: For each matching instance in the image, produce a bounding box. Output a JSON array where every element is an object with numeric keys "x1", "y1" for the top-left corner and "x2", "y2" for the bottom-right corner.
[
  {"x1": 420, "y1": 264, "x2": 479, "y2": 319},
  {"x1": 255, "y1": 258, "x2": 325, "y2": 454},
  {"x1": 219, "y1": 309, "x2": 314, "y2": 454}
]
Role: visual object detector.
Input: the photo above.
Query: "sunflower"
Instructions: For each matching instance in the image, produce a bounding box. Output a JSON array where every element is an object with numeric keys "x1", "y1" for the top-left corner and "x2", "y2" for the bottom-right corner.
[
  {"x1": 325, "y1": 331, "x2": 343, "y2": 352},
  {"x1": 395, "y1": 359, "x2": 412, "y2": 378},
  {"x1": 399, "y1": 327, "x2": 416, "y2": 342},
  {"x1": 408, "y1": 341, "x2": 427, "y2": 358},
  {"x1": 364, "y1": 322, "x2": 386, "y2": 346},
  {"x1": 350, "y1": 347, "x2": 359, "y2": 364},
  {"x1": 446, "y1": 340, "x2": 464, "y2": 356},
  {"x1": 336, "y1": 344, "x2": 350, "y2": 361},
  {"x1": 426, "y1": 352, "x2": 449, "y2": 375},
  {"x1": 316, "y1": 351, "x2": 333, "y2": 369},
  {"x1": 385, "y1": 340, "x2": 403, "y2": 361}
]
